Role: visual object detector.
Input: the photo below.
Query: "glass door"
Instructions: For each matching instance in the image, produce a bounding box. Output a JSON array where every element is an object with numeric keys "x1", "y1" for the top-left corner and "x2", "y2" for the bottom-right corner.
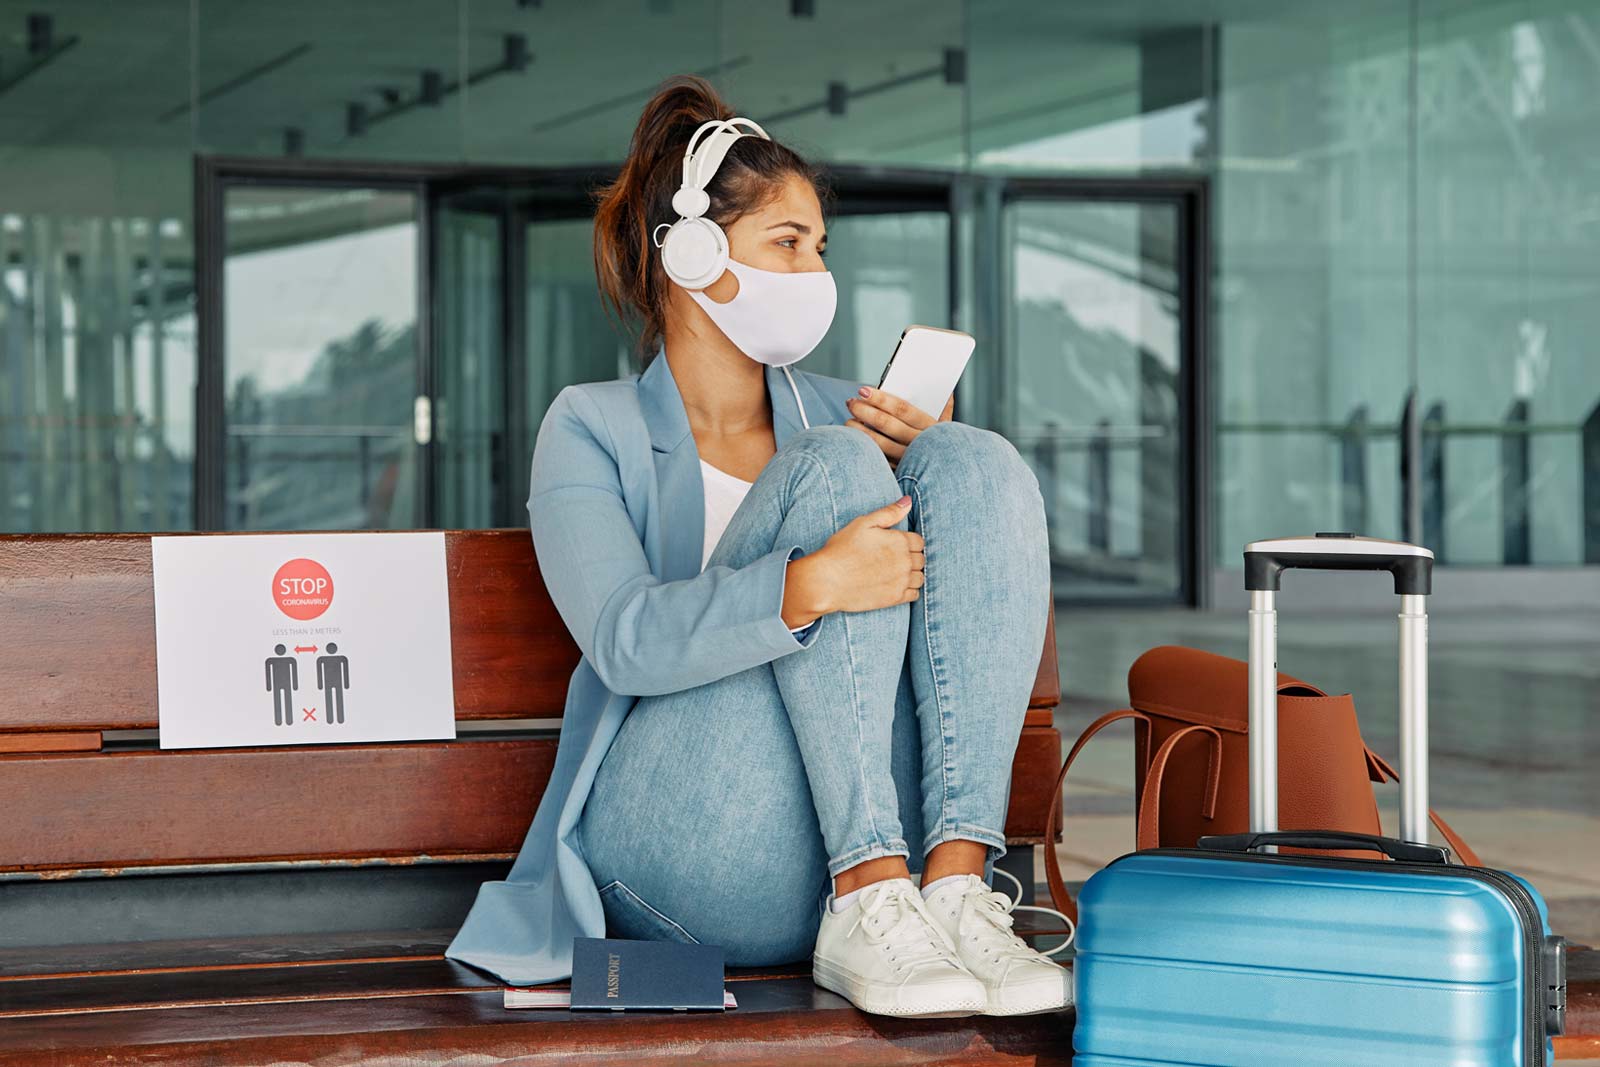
[
  {"x1": 219, "y1": 184, "x2": 423, "y2": 530},
  {"x1": 1001, "y1": 187, "x2": 1201, "y2": 603},
  {"x1": 518, "y1": 197, "x2": 630, "y2": 475},
  {"x1": 432, "y1": 185, "x2": 507, "y2": 529}
]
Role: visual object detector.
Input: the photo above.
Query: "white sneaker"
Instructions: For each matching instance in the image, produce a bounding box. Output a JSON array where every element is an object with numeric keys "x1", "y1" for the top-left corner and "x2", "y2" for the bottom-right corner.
[
  {"x1": 813, "y1": 876, "x2": 988, "y2": 1017},
  {"x1": 921, "y1": 868, "x2": 1075, "y2": 1015}
]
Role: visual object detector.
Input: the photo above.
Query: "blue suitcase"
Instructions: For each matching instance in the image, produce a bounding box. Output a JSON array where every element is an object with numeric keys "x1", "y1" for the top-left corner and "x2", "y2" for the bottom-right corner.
[{"x1": 1073, "y1": 535, "x2": 1567, "y2": 1067}]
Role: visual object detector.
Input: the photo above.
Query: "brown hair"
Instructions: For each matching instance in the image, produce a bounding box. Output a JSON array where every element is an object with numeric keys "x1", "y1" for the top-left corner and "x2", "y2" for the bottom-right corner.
[{"x1": 592, "y1": 75, "x2": 830, "y2": 365}]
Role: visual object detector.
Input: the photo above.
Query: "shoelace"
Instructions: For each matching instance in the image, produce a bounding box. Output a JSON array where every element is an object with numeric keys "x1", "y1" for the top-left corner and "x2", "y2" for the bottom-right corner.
[
  {"x1": 846, "y1": 880, "x2": 964, "y2": 978},
  {"x1": 955, "y1": 867, "x2": 1076, "y2": 960}
]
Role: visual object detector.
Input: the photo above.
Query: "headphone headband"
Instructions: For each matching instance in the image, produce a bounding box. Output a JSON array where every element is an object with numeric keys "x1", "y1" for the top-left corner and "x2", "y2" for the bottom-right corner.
[
  {"x1": 679, "y1": 117, "x2": 770, "y2": 209},
  {"x1": 655, "y1": 114, "x2": 771, "y2": 290}
]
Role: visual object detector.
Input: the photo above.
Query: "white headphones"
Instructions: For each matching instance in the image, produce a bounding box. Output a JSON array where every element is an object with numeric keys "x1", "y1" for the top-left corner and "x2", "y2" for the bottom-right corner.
[{"x1": 651, "y1": 116, "x2": 771, "y2": 291}]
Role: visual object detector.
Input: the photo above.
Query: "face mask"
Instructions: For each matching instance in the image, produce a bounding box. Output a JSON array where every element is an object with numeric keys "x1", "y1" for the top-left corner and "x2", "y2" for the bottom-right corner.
[{"x1": 687, "y1": 257, "x2": 837, "y2": 367}]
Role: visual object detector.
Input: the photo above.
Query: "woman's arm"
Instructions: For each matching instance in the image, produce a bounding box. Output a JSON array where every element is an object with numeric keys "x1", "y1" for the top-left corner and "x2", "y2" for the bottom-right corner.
[{"x1": 528, "y1": 387, "x2": 822, "y2": 697}]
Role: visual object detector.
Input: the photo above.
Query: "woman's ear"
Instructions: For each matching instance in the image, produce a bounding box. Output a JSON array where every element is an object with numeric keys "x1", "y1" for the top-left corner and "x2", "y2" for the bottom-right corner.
[{"x1": 701, "y1": 267, "x2": 739, "y2": 305}]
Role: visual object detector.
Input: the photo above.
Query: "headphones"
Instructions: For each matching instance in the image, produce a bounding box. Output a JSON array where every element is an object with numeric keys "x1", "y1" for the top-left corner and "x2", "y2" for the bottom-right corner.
[{"x1": 651, "y1": 116, "x2": 771, "y2": 291}]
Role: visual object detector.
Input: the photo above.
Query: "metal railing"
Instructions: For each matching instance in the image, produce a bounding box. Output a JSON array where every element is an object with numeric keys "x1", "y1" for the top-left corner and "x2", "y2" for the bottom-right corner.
[
  {"x1": 1012, "y1": 422, "x2": 1169, "y2": 556},
  {"x1": 226, "y1": 425, "x2": 411, "y2": 530},
  {"x1": 1218, "y1": 394, "x2": 1600, "y2": 565}
]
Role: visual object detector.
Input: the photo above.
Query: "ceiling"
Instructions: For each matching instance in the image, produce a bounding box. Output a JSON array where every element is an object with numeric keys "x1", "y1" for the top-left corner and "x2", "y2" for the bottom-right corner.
[{"x1": 0, "y1": 0, "x2": 1575, "y2": 220}]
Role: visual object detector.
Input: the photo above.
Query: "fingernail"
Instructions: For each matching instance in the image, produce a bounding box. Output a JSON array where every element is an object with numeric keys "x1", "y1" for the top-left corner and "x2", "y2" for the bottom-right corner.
[
  {"x1": 898, "y1": 495, "x2": 911, "y2": 506},
  {"x1": 858, "y1": 386, "x2": 871, "y2": 398}
]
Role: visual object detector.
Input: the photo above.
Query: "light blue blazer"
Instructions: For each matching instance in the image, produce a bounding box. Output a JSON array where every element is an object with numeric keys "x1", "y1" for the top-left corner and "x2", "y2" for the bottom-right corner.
[{"x1": 444, "y1": 348, "x2": 866, "y2": 986}]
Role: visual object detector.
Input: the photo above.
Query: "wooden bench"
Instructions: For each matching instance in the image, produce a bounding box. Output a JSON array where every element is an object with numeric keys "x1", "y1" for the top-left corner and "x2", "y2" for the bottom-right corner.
[{"x1": 0, "y1": 529, "x2": 1075, "y2": 1065}]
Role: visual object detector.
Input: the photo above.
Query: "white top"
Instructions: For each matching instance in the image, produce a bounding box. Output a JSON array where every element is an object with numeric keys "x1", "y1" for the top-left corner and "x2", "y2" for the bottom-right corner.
[
  {"x1": 700, "y1": 459, "x2": 815, "y2": 638},
  {"x1": 699, "y1": 459, "x2": 753, "y2": 572}
]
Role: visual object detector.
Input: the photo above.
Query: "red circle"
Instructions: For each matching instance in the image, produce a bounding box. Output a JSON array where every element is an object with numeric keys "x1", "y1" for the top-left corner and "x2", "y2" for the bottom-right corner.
[{"x1": 272, "y1": 558, "x2": 334, "y2": 620}]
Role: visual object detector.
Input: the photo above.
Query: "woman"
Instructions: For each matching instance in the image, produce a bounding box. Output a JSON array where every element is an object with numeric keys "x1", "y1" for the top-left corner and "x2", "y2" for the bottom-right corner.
[{"x1": 446, "y1": 76, "x2": 1067, "y2": 1018}]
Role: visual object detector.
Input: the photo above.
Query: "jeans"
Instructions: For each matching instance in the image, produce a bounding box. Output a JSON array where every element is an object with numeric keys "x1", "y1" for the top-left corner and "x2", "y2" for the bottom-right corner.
[{"x1": 574, "y1": 420, "x2": 1052, "y2": 966}]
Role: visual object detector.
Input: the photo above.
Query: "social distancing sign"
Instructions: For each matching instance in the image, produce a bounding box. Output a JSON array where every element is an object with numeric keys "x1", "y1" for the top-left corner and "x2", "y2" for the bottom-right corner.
[{"x1": 152, "y1": 532, "x2": 457, "y2": 750}]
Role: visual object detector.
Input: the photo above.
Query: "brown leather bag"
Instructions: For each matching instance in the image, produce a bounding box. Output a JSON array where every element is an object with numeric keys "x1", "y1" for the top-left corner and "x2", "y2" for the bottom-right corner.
[{"x1": 1043, "y1": 645, "x2": 1480, "y2": 922}]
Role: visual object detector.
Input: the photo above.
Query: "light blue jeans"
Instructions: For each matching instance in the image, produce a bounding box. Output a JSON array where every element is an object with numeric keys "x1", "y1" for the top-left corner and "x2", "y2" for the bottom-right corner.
[{"x1": 575, "y1": 421, "x2": 1052, "y2": 966}]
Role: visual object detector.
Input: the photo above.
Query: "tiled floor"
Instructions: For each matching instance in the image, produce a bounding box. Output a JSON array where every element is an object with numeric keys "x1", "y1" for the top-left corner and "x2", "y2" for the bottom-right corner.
[{"x1": 1036, "y1": 604, "x2": 1600, "y2": 946}]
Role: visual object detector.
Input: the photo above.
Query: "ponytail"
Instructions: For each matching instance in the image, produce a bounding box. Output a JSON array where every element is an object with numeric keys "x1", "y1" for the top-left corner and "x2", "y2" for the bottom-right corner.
[{"x1": 591, "y1": 74, "x2": 828, "y2": 364}]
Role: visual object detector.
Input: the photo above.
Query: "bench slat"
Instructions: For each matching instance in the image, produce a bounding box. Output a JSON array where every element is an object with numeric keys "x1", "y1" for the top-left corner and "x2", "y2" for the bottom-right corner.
[
  {"x1": 0, "y1": 740, "x2": 552, "y2": 872},
  {"x1": 0, "y1": 732, "x2": 100, "y2": 753},
  {"x1": 0, "y1": 531, "x2": 1060, "y2": 731},
  {"x1": 0, "y1": 957, "x2": 493, "y2": 1019},
  {"x1": 0, "y1": 727, "x2": 1061, "y2": 874},
  {"x1": 0, "y1": 929, "x2": 464, "y2": 981},
  {"x1": 0, "y1": 979, "x2": 1078, "y2": 1066}
]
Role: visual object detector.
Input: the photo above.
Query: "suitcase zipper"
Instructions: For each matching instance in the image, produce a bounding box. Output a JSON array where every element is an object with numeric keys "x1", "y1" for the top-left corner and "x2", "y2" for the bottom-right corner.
[{"x1": 1111, "y1": 849, "x2": 1552, "y2": 1067}]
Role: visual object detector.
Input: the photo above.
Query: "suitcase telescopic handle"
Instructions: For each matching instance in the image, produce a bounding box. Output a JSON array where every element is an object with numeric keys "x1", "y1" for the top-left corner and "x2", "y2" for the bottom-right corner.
[
  {"x1": 1197, "y1": 831, "x2": 1451, "y2": 865},
  {"x1": 1244, "y1": 532, "x2": 1433, "y2": 595},
  {"x1": 1244, "y1": 534, "x2": 1435, "y2": 849}
]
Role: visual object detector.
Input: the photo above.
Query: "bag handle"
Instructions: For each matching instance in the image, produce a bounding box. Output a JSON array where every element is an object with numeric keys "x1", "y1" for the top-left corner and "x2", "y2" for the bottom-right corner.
[
  {"x1": 1363, "y1": 746, "x2": 1483, "y2": 867},
  {"x1": 1044, "y1": 709, "x2": 1150, "y2": 924},
  {"x1": 1134, "y1": 724, "x2": 1223, "y2": 852}
]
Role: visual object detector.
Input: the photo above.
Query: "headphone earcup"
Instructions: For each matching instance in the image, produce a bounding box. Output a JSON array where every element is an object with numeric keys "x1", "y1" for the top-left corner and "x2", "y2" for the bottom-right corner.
[{"x1": 659, "y1": 216, "x2": 729, "y2": 291}]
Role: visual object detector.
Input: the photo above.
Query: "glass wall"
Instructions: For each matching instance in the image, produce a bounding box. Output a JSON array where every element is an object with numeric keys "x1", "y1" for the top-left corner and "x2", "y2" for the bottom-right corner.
[
  {"x1": 0, "y1": 0, "x2": 195, "y2": 533},
  {"x1": 966, "y1": 4, "x2": 1211, "y2": 173},
  {"x1": 1213, "y1": 3, "x2": 1413, "y2": 561},
  {"x1": 1416, "y1": 0, "x2": 1600, "y2": 566},
  {"x1": 1214, "y1": 0, "x2": 1600, "y2": 566}
]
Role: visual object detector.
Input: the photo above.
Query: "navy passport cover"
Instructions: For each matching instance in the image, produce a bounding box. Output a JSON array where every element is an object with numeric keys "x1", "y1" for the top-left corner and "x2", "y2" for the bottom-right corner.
[{"x1": 569, "y1": 937, "x2": 726, "y2": 1011}]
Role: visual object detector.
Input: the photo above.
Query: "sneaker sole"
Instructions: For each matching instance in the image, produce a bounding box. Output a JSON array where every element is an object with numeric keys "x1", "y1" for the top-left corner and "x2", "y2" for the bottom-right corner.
[
  {"x1": 812, "y1": 955, "x2": 987, "y2": 1018},
  {"x1": 982, "y1": 973, "x2": 1072, "y2": 1016}
]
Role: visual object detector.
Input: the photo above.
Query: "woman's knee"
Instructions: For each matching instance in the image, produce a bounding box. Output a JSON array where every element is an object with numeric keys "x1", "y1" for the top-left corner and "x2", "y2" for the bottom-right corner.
[
  {"x1": 901, "y1": 421, "x2": 1040, "y2": 499},
  {"x1": 778, "y1": 424, "x2": 903, "y2": 511},
  {"x1": 782, "y1": 422, "x2": 884, "y2": 466}
]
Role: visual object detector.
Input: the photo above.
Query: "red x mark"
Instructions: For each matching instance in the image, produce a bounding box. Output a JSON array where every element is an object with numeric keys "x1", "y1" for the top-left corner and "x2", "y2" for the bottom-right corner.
[{"x1": 302, "y1": 707, "x2": 318, "y2": 722}]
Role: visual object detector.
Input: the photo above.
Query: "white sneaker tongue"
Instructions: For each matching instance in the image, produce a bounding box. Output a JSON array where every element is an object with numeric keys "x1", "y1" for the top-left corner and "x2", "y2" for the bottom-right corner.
[{"x1": 879, "y1": 891, "x2": 957, "y2": 970}]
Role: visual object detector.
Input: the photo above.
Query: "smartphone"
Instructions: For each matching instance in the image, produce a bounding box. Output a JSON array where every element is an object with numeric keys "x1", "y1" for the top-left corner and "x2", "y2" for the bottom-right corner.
[{"x1": 875, "y1": 325, "x2": 976, "y2": 419}]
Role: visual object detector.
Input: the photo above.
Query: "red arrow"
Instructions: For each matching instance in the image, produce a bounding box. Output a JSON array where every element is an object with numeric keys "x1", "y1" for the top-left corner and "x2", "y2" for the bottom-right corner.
[{"x1": 294, "y1": 645, "x2": 319, "y2": 654}]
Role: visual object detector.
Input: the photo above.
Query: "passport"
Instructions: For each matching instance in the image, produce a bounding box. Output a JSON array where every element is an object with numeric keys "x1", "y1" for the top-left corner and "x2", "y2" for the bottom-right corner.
[{"x1": 569, "y1": 936, "x2": 728, "y2": 1011}]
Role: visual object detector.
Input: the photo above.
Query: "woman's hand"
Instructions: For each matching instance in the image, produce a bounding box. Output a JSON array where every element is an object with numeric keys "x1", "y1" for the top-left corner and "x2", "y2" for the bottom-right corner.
[
  {"x1": 845, "y1": 386, "x2": 955, "y2": 467},
  {"x1": 781, "y1": 496, "x2": 924, "y2": 624}
]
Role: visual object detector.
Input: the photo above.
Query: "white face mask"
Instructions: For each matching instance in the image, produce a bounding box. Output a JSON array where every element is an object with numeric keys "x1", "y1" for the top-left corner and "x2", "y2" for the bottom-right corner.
[{"x1": 687, "y1": 258, "x2": 837, "y2": 367}]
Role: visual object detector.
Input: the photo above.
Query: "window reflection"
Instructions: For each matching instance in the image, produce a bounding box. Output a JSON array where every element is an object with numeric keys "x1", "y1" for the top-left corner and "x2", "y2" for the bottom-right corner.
[
  {"x1": 1006, "y1": 199, "x2": 1184, "y2": 600},
  {"x1": 222, "y1": 187, "x2": 419, "y2": 530},
  {"x1": 0, "y1": 214, "x2": 195, "y2": 532}
]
